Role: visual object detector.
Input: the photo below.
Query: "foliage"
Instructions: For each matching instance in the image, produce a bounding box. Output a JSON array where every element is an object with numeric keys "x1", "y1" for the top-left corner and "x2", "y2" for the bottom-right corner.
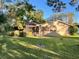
[
  {"x1": 68, "y1": 26, "x2": 75, "y2": 35},
  {"x1": 48, "y1": 13, "x2": 67, "y2": 21},
  {"x1": 47, "y1": 0, "x2": 79, "y2": 12},
  {"x1": 27, "y1": 10, "x2": 46, "y2": 24},
  {"x1": 19, "y1": 31, "x2": 26, "y2": 37},
  {"x1": 16, "y1": 8, "x2": 25, "y2": 17},
  {"x1": 0, "y1": 0, "x2": 46, "y2": 34},
  {"x1": 68, "y1": 25, "x2": 78, "y2": 35},
  {"x1": 0, "y1": 14, "x2": 7, "y2": 24},
  {"x1": 73, "y1": 25, "x2": 78, "y2": 33},
  {"x1": 14, "y1": 30, "x2": 20, "y2": 36},
  {"x1": 69, "y1": 0, "x2": 78, "y2": 6},
  {"x1": 4, "y1": 23, "x2": 14, "y2": 32},
  {"x1": 24, "y1": 2, "x2": 35, "y2": 12},
  {"x1": 47, "y1": 0, "x2": 66, "y2": 12},
  {"x1": 6, "y1": 0, "x2": 46, "y2": 25},
  {"x1": 0, "y1": 14, "x2": 12, "y2": 33},
  {"x1": 74, "y1": 23, "x2": 79, "y2": 28},
  {"x1": 76, "y1": 5, "x2": 79, "y2": 11}
]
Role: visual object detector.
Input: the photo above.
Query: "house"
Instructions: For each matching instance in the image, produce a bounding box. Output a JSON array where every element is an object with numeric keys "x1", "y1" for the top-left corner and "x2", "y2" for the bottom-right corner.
[
  {"x1": 46, "y1": 20, "x2": 70, "y2": 36},
  {"x1": 52, "y1": 20, "x2": 70, "y2": 36},
  {"x1": 25, "y1": 20, "x2": 71, "y2": 36},
  {"x1": 25, "y1": 20, "x2": 41, "y2": 36}
]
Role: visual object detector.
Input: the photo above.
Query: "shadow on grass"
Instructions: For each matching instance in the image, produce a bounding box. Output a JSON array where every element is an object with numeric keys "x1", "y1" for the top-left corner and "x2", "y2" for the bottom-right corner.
[
  {"x1": 0, "y1": 36, "x2": 61, "y2": 59},
  {"x1": 0, "y1": 35, "x2": 79, "y2": 59}
]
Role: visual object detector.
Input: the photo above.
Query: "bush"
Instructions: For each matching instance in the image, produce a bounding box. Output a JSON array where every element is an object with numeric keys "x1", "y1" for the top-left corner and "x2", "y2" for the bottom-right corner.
[
  {"x1": 19, "y1": 31, "x2": 26, "y2": 37},
  {"x1": 8, "y1": 31, "x2": 26, "y2": 37},
  {"x1": 74, "y1": 26, "x2": 78, "y2": 33},
  {"x1": 14, "y1": 30, "x2": 20, "y2": 36},
  {"x1": 8, "y1": 31, "x2": 14, "y2": 36},
  {"x1": 68, "y1": 26, "x2": 78, "y2": 35}
]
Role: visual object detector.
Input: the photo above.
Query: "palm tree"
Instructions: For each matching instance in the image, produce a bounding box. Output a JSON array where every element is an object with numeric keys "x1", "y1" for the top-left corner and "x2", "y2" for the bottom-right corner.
[{"x1": 67, "y1": 13, "x2": 74, "y2": 25}]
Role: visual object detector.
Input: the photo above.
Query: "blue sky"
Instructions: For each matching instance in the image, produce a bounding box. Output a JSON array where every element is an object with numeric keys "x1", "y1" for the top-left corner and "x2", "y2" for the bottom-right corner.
[
  {"x1": 28, "y1": 0, "x2": 79, "y2": 23},
  {"x1": 28, "y1": 0, "x2": 52, "y2": 19},
  {"x1": 4, "y1": 0, "x2": 79, "y2": 23}
]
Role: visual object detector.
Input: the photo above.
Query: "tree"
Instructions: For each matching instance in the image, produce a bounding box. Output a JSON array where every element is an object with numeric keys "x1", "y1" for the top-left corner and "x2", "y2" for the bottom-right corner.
[
  {"x1": 0, "y1": 14, "x2": 7, "y2": 24},
  {"x1": 7, "y1": 0, "x2": 35, "y2": 24},
  {"x1": 0, "y1": 14, "x2": 12, "y2": 33},
  {"x1": 47, "y1": 0, "x2": 79, "y2": 12},
  {"x1": 47, "y1": 0, "x2": 79, "y2": 26},
  {"x1": 47, "y1": 0, "x2": 66, "y2": 12},
  {"x1": 33, "y1": 10, "x2": 44, "y2": 23},
  {"x1": 67, "y1": 13, "x2": 74, "y2": 25},
  {"x1": 73, "y1": 23, "x2": 79, "y2": 28},
  {"x1": 48, "y1": 13, "x2": 67, "y2": 22},
  {"x1": 26, "y1": 10, "x2": 46, "y2": 24}
]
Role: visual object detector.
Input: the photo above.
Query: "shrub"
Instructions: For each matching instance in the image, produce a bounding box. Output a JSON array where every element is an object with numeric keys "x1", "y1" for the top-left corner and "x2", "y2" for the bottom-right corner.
[
  {"x1": 68, "y1": 25, "x2": 78, "y2": 35},
  {"x1": 14, "y1": 30, "x2": 20, "y2": 36},
  {"x1": 74, "y1": 26, "x2": 78, "y2": 33},
  {"x1": 8, "y1": 31, "x2": 14, "y2": 36},
  {"x1": 19, "y1": 31, "x2": 26, "y2": 37}
]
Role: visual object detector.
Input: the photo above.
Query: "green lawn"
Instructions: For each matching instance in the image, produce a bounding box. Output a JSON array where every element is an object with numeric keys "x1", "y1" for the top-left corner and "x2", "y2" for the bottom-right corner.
[
  {"x1": 69, "y1": 33, "x2": 79, "y2": 37},
  {"x1": 0, "y1": 36, "x2": 79, "y2": 59}
]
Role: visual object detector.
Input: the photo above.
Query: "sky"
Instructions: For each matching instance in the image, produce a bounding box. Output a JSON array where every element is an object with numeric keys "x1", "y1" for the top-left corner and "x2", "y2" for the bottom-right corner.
[
  {"x1": 28, "y1": 0, "x2": 79, "y2": 23},
  {"x1": 4, "y1": 0, "x2": 79, "y2": 23}
]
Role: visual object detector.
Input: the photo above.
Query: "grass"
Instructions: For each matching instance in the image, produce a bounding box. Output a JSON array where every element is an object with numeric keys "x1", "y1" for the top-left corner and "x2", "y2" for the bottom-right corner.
[
  {"x1": 69, "y1": 33, "x2": 79, "y2": 37},
  {"x1": 0, "y1": 35, "x2": 79, "y2": 59}
]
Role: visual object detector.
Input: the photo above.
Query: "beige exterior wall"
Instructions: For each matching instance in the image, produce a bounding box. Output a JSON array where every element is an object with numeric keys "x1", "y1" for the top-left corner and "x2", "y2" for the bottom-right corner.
[{"x1": 53, "y1": 20, "x2": 69, "y2": 36}]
